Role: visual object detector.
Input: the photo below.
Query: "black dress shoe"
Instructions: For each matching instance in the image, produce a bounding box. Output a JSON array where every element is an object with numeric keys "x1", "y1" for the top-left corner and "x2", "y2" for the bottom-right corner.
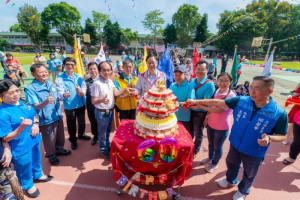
[
  {"x1": 48, "y1": 156, "x2": 60, "y2": 165},
  {"x1": 101, "y1": 152, "x2": 111, "y2": 160},
  {"x1": 91, "y1": 138, "x2": 97, "y2": 145},
  {"x1": 71, "y1": 142, "x2": 77, "y2": 150},
  {"x1": 25, "y1": 188, "x2": 40, "y2": 198},
  {"x1": 56, "y1": 149, "x2": 71, "y2": 156},
  {"x1": 78, "y1": 134, "x2": 91, "y2": 140},
  {"x1": 34, "y1": 175, "x2": 53, "y2": 183}
]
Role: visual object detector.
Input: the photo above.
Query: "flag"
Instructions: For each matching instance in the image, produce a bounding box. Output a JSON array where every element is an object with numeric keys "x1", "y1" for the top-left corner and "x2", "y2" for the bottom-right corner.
[
  {"x1": 139, "y1": 46, "x2": 148, "y2": 74},
  {"x1": 192, "y1": 46, "x2": 201, "y2": 78},
  {"x1": 231, "y1": 46, "x2": 238, "y2": 86},
  {"x1": 73, "y1": 36, "x2": 85, "y2": 77},
  {"x1": 157, "y1": 47, "x2": 174, "y2": 87},
  {"x1": 262, "y1": 48, "x2": 275, "y2": 77},
  {"x1": 95, "y1": 44, "x2": 106, "y2": 64}
]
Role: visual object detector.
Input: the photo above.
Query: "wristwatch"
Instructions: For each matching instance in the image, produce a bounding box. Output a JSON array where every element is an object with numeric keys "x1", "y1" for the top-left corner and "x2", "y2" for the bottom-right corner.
[{"x1": 267, "y1": 135, "x2": 272, "y2": 144}]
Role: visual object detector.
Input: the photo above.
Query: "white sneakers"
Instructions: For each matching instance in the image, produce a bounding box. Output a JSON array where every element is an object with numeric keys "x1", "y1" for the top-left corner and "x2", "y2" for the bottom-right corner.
[
  {"x1": 233, "y1": 191, "x2": 246, "y2": 200},
  {"x1": 218, "y1": 179, "x2": 246, "y2": 200},
  {"x1": 205, "y1": 164, "x2": 218, "y2": 173},
  {"x1": 200, "y1": 158, "x2": 211, "y2": 165}
]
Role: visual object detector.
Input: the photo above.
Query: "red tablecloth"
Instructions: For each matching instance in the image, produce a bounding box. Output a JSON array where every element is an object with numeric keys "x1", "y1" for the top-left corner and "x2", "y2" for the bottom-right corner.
[{"x1": 111, "y1": 120, "x2": 194, "y2": 186}]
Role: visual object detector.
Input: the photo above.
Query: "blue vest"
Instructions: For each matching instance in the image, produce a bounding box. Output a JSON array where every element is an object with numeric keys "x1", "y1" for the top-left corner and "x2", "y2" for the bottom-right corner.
[
  {"x1": 58, "y1": 72, "x2": 86, "y2": 110},
  {"x1": 25, "y1": 80, "x2": 62, "y2": 126},
  {"x1": 230, "y1": 96, "x2": 284, "y2": 158}
]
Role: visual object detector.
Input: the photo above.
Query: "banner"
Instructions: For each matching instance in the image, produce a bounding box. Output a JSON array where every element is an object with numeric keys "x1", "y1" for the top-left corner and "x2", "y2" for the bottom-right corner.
[
  {"x1": 73, "y1": 37, "x2": 85, "y2": 77},
  {"x1": 262, "y1": 48, "x2": 275, "y2": 77},
  {"x1": 231, "y1": 46, "x2": 238, "y2": 86},
  {"x1": 95, "y1": 44, "x2": 106, "y2": 64},
  {"x1": 157, "y1": 47, "x2": 174, "y2": 87},
  {"x1": 139, "y1": 46, "x2": 148, "y2": 74},
  {"x1": 168, "y1": 44, "x2": 177, "y2": 50},
  {"x1": 192, "y1": 47, "x2": 201, "y2": 78},
  {"x1": 155, "y1": 45, "x2": 165, "y2": 53}
]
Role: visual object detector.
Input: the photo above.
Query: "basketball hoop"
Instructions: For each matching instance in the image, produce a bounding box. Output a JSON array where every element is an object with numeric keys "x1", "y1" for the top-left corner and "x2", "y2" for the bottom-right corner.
[{"x1": 251, "y1": 37, "x2": 264, "y2": 47}]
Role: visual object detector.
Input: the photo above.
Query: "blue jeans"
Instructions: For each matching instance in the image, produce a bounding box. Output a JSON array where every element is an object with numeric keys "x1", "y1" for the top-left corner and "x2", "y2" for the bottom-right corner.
[
  {"x1": 207, "y1": 125, "x2": 228, "y2": 165},
  {"x1": 191, "y1": 111, "x2": 207, "y2": 154},
  {"x1": 94, "y1": 109, "x2": 113, "y2": 154},
  {"x1": 225, "y1": 144, "x2": 264, "y2": 195},
  {"x1": 12, "y1": 143, "x2": 43, "y2": 190},
  {"x1": 0, "y1": 60, "x2": 7, "y2": 72}
]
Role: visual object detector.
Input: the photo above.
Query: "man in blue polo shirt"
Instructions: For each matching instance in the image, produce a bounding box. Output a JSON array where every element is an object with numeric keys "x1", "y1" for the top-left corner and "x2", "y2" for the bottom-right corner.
[
  {"x1": 55, "y1": 57, "x2": 90, "y2": 150},
  {"x1": 189, "y1": 60, "x2": 215, "y2": 155},
  {"x1": 25, "y1": 63, "x2": 71, "y2": 165},
  {"x1": 169, "y1": 65, "x2": 195, "y2": 134},
  {"x1": 188, "y1": 76, "x2": 288, "y2": 200}
]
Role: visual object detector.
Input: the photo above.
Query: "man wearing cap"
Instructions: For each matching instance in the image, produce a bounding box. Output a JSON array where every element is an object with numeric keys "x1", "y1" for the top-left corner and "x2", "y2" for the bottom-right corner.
[
  {"x1": 169, "y1": 65, "x2": 195, "y2": 133},
  {"x1": 208, "y1": 61, "x2": 216, "y2": 78}
]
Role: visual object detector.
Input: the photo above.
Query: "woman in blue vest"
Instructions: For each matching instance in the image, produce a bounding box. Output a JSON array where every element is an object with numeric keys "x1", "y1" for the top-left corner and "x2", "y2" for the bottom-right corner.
[
  {"x1": 0, "y1": 80, "x2": 52, "y2": 198},
  {"x1": 188, "y1": 76, "x2": 288, "y2": 200}
]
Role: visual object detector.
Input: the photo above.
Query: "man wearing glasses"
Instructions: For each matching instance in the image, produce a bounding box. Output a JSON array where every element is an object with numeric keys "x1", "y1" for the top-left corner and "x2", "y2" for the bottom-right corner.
[{"x1": 55, "y1": 57, "x2": 91, "y2": 151}]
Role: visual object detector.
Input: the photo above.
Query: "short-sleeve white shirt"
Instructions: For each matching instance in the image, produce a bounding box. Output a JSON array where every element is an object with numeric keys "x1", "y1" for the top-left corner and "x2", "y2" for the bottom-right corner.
[{"x1": 91, "y1": 76, "x2": 115, "y2": 109}]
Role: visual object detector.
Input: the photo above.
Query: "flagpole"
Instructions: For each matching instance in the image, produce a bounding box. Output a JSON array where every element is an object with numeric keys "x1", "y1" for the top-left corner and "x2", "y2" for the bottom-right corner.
[
  {"x1": 264, "y1": 37, "x2": 273, "y2": 64},
  {"x1": 234, "y1": 45, "x2": 237, "y2": 58}
]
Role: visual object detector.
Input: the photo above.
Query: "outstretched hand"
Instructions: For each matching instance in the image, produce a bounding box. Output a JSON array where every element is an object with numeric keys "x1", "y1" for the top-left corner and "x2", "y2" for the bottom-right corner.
[{"x1": 257, "y1": 134, "x2": 270, "y2": 146}]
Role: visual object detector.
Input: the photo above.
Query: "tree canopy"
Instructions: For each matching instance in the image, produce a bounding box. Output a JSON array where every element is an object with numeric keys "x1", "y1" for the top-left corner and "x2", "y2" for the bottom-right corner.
[
  {"x1": 0, "y1": 37, "x2": 8, "y2": 50},
  {"x1": 172, "y1": 4, "x2": 201, "y2": 47},
  {"x1": 121, "y1": 28, "x2": 138, "y2": 46},
  {"x1": 41, "y1": 2, "x2": 82, "y2": 46},
  {"x1": 83, "y1": 18, "x2": 98, "y2": 45},
  {"x1": 9, "y1": 23, "x2": 22, "y2": 32},
  {"x1": 163, "y1": 24, "x2": 177, "y2": 45},
  {"x1": 194, "y1": 13, "x2": 209, "y2": 43},
  {"x1": 17, "y1": 4, "x2": 44, "y2": 50},
  {"x1": 142, "y1": 9, "x2": 165, "y2": 45},
  {"x1": 92, "y1": 11, "x2": 109, "y2": 42},
  {"x1": 103, "y1": 19, "x2": 122, "y2": 49}
]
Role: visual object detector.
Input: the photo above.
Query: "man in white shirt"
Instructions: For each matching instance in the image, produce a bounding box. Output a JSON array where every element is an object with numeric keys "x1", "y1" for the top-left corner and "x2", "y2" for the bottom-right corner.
[{"x1": 91, "y1": 61, "x2": 134, "y2": 160}]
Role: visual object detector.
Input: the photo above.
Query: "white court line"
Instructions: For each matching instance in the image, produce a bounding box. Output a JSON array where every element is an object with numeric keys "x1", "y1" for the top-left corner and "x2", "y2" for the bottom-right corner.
[{"x1": 49, "y1": 180, "x2": 212, "y2": 200}]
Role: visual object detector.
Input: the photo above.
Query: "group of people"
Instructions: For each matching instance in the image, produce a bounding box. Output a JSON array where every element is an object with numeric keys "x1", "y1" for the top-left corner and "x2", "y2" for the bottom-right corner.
[{"x1": 0, "y1": 48, "x2": 297, "y2": 200}]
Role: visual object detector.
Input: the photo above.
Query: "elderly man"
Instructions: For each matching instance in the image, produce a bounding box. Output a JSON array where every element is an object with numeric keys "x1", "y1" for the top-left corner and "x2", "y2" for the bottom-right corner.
[
  {"x1": 25, "y1": 63, "x2": 71, "y2": 165},
  {"x1": 135, "y1": 54, "x2": 166, "y2": 96},
  {"x1": 189, "y1": 60, "x2": 215, "y2": 155},
  {"x1": 91, "y1": 61, "x2": 132, "y2": 160},
  {"x1": 114, "y1": 60, "x2": 138, "y2": 120},
  {"x1": 55, "y1": 57, "x2": 90, "y2": 150},
  {"x1": 188, "y1": 76, "x2": 288, "y2": 200}
]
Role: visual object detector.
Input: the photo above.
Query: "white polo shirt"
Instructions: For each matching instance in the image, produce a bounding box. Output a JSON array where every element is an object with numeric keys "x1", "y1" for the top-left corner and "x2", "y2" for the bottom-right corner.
[{"x1": 91, "y1": 76, "x2": 115, "y2": 110}]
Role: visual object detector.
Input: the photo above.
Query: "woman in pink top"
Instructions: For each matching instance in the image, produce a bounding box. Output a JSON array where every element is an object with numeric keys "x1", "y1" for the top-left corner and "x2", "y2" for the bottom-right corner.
[{"x1": 193, "y1": 72, "x2": 235, "y2": 173}]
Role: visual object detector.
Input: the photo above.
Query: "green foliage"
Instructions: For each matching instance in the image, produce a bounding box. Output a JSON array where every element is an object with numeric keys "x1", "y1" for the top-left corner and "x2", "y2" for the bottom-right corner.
[
  {"x1": 103, "y1": 20, "x2": 121, "y2": 49},
  {"x1": 215, "y1": 0, "x2": 297, "y2": 56},
  {"x1": 121, "y1": 28, "x2": 138, "y2": 46},
  {"x1": 17, "y1": 4, "x2": 43, "y2": 49},
  {"x1": 0, "y1": 36, "x2": 8, "y2": 50},
  {"x1": 83, "y1": 18, "x2": 98, "y2": 45},
  {"x1": 163, "y1": 24, "x2": 177, "y2": 45},
  {"x1": 172, "y1": 4, "x2": 201, "y2": 47},
  {"x1": 14, "y1": 47, "x2": 22, "y2": 52},
  {"x1": 41, "y1": 2, "x2": 82, "y2": 46},
  {"x1": 194, "y1": 13, "x2": 209, "y2": 43},
  {"x1": 142, "y1": 9, "x2": 165, "y2": 45},
  {"x1": 92, "y1": 11, "x2": 109, "y2": 41},
  {"x1": 9, "y1": 23, "x2": 23, "y2": 32}
]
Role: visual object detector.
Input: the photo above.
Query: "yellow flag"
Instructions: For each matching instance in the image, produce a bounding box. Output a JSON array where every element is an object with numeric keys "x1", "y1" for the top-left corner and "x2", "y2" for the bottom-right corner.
[
  {"x1": 139, "y1": 46, "x2": 148, "y2": 74},
  {"x1": 73, "y1": 37, "x2": 85, "y2": 77}
]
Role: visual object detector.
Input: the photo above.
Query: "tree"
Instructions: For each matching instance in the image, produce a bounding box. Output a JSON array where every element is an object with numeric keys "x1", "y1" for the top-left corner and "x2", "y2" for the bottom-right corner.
[
  {"x1": 0, "y1": 36, "x2": 8, "y2": 50},
  {"x1": 92, "y1": 11, "x2": 109, "y2": 42},
  {"x1": 172, "y1": 4, "x2": 201, "y2": 47},
  {"x1": 9, "y1": 23, "x2": 22, "y2": 32},
  {"x1": 142, "y1": 9, "x2": 165, "y2": 46},
  {"x1": 103, "y1": 20, "x2": 121, "y2": 49},
  {"x1": 17, "y1": 4, "x2": 44, "y2": 50},
  {"x1": 83, "y1": 18, "x2": 98, "y2": 45},
  {"x1": 41, "y1": 2, "x2": 82, "y2": 46},
  {"x1": 121, "y1": 28, "x2": 138, "y2": 46},
  {"x1": 163, "y1": 24, "x2": 177, "y2": 45},
  {"x1": 194, "y1": 13, "x2": 209, "y2": 43}
]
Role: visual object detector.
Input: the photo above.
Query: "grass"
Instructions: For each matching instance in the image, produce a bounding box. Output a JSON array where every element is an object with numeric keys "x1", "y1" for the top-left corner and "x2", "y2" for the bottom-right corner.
[{"x1": 248, "y1": 60, "x2": 300, "y2": 71}]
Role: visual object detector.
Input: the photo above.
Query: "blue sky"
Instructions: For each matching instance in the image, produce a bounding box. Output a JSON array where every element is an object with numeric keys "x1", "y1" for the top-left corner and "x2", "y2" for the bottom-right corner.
[{"x1": 0, "y1": 0, "x2": 297, "y2": 34}]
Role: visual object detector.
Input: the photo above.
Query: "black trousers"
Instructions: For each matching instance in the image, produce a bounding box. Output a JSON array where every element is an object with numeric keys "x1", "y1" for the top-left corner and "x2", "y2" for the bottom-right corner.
[
  {"x1": 289, "y1": 123, "x2": 300, "y2": 159},
  {"x1": 87, "y1": 107, "x2": 98, "y2": 139},
  {"x1": 64, "y1": 106, "x2": 86, "y2": 144},
  {"x1": 119, "y1": 109, "x2": 136, "y2": 121},
  {"x1": 179, "y1": 121, "x2": 192, "y2": 135}
]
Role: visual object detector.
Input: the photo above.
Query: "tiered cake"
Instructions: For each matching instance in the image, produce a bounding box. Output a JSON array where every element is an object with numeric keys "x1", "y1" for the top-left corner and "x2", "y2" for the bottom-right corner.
[{"x1": 134, "y1": 81, "x2": 180, "y2": 140}]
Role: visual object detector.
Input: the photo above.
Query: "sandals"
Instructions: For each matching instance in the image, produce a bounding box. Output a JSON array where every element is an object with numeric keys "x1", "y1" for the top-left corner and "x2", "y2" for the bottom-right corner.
[
  {"x1": 33, "y1": 175, "x2": 53, "y2": 183},
  {"x1": 283, "y1": 158, "x2": 295, "y2": 165}
]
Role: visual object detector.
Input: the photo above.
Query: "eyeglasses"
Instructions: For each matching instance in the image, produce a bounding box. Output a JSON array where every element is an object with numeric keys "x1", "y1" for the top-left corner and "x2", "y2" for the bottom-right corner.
[
  {"x1": 6, "y1": 89, "x2": 21, "y2": 95},
  {"x1": 65, "y1": 63, "x2": 75, "y2": 66}
]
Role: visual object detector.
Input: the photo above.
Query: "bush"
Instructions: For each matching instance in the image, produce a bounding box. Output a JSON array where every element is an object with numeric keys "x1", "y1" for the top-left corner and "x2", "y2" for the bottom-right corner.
[
  {"x1": 14, "y1": 47, "x2": 21, "y2": 52},
  {"x1": 42, "y1": 49, "x2": 51, "y2": 53},
  {"x1": 25, "y1": 46, "x2": 34, "y2": 51}
]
